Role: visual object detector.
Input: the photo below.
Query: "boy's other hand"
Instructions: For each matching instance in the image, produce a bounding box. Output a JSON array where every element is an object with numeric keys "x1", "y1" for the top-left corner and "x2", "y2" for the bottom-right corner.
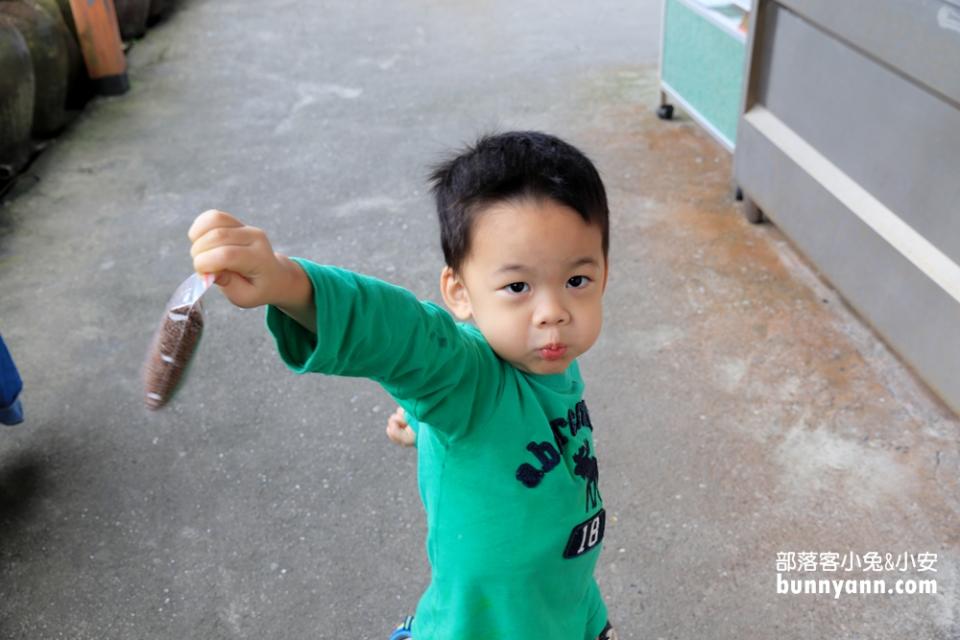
[
  {"x1": 188, "y1": 209, "x2": 298, "y2": 309},
  {"x1": 386, "y1": 406, "x2": 416, "y2": 447}
]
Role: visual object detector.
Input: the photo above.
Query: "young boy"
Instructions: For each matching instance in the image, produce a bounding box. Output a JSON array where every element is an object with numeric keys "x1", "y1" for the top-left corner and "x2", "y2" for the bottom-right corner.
[{"x1": 188, "y1": 131, "x2": 617, "y2": 639}]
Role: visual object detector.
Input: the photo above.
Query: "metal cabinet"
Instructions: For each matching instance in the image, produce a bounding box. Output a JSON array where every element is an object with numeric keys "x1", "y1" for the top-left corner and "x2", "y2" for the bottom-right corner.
[{"x1": 734, "y1": 0, "x2": 960, "y2": 413}]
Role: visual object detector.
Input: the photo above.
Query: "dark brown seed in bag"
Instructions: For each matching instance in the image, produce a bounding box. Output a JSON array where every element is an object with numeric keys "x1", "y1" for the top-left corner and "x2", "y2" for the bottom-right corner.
[{"x1": 143, "y1": 302, "x2": 204, "y2": 410}]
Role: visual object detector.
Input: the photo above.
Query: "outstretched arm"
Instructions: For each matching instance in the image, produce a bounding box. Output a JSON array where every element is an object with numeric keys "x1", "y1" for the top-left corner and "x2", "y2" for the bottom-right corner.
[
  {"x1": 264, "y1": 260, "x2": 501, "y2": 437},
  {"x1": 188, "y1": 208, "x2": 502, "y2": 437}
]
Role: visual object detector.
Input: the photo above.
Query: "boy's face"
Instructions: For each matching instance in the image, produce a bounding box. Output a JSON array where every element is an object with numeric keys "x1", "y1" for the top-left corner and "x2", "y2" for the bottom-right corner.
[{"x1": 441, "y1": 197, "x2": 608, "y2": 375}]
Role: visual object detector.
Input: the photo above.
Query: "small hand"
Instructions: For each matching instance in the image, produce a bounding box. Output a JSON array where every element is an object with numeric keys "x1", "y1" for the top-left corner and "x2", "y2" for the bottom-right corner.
[
  {"x1": 188, "y1": 209, "x2": 294, "y2": 309},
  {"x1": 386, "y1": 406, "x2": 416, "y2": 447}
]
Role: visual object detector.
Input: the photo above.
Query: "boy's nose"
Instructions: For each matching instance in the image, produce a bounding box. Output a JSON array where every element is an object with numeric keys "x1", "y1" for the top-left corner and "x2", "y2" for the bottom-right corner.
[{"x1": 533, "y1": 296, "x2": 571, "y2": 326}]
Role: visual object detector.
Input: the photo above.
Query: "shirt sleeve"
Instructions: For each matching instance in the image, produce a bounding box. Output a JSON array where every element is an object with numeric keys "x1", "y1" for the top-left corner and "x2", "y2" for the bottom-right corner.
[{"x1": 264, "y1": 258, "x2": 503, "y2": 438}]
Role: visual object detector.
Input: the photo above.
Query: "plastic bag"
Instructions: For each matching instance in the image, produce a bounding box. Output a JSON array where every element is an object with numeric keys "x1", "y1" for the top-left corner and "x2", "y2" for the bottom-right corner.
[{"x1": 142, "y1": 272, "x2": 215, "y2": 410}]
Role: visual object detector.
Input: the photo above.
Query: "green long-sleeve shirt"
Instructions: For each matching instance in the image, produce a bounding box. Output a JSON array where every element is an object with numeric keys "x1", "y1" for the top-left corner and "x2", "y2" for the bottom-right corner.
[{"x1": 265, "y1": 259, "x2": 608, "y2": 639}]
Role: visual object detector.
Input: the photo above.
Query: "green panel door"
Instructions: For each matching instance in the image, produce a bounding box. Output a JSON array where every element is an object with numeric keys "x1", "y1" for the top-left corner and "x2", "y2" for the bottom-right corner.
[{"x1": 661, "y1": 0, "x2": 747, "y2": 148}]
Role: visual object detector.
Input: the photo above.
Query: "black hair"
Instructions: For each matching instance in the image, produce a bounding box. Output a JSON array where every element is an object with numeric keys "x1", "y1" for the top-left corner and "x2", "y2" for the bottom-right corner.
[{"x1": 428, "y1": 131, "x2": 609, "y2": 273}]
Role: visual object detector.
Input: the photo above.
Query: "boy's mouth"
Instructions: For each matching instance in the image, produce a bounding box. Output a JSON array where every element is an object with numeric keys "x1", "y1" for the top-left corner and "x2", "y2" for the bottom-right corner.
[{"x1": 539, "y1": 343, "x2": 567, "y2": 360}]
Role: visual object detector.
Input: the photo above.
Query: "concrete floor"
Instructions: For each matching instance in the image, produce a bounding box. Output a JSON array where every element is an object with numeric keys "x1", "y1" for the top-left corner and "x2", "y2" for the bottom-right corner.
[{"x1": 1, "y1": 1, "x2": 958, "y2": 638}]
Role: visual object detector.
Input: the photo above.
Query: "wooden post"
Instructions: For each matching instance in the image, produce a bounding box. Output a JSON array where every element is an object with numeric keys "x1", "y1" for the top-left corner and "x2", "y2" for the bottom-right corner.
[{"x1": 67, "y1": 0, "x2": 128, "y2": 95}]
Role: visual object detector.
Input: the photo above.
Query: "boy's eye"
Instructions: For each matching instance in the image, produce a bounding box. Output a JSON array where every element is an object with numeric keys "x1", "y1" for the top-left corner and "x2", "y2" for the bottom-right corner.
[
  {"x1": 504, "y1": 282, "x2": 530, "y2": 294},
  {"x1": 567, "y1": 275, "x2": 591, "y2": 288}
]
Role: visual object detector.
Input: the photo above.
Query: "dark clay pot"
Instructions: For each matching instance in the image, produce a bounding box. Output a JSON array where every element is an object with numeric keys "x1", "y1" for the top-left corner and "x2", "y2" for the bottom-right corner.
[
  {"x1": 148, "y1": 0, "x2": 172, "y2": 23},
  {"x1": 32, "y1": 0, "x2": 89, "y2": 109},
  {"x1": 0, "y1": 0, "x2": 70, "y2": 137},
  {"x1": 0, "y1": 16, "x2": 35, "y2": 178},
  {"x1": 53, "y1": 0, "x2": 75, "y2": 39},
  {"x1": 114, "y1": 0, "x2": 149, "y2": 40}
]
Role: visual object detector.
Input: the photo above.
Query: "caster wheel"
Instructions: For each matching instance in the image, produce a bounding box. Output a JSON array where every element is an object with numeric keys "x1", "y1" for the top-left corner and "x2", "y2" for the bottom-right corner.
[
  {"x1": 657, "y1": 104, "x2": 674, "y2": 120},
  {"x1": 742, "y1": 197, "x2": 765, "y2": 224}
]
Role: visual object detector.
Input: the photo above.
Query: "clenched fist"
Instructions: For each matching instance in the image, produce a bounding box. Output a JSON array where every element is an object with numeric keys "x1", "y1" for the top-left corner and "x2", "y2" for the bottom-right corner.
[{"x1": 188, "y1": 209, "x2": 316, "y2": 331}]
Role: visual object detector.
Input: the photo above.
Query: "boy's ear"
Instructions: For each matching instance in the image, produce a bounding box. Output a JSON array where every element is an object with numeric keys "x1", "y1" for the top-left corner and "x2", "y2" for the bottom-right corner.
[{"x1": 440, "y1": 266, "x2": 473, "y2": 320}]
